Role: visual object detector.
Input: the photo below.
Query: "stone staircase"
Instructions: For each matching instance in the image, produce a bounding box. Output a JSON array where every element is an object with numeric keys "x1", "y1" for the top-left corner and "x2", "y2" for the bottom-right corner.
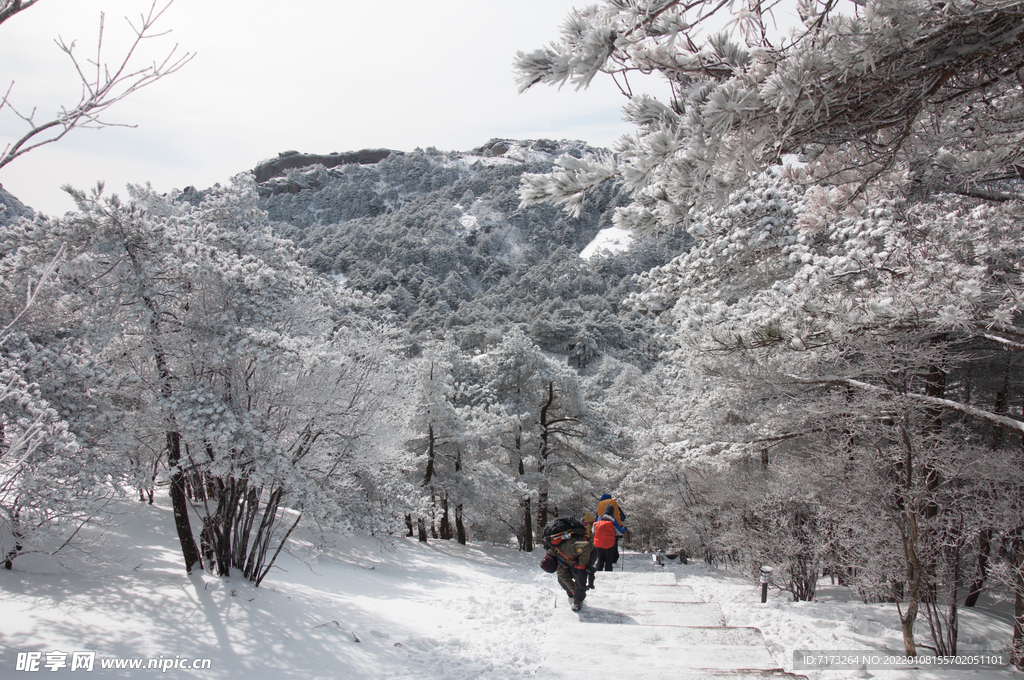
[{"x1": 535, "y1": 570, "x2": 805, "y2": 679}]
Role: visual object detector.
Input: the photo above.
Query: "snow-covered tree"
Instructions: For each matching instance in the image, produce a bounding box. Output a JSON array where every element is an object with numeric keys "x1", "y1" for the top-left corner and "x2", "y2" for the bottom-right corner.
[
  {"x1": 0, "y1": 215, "x2": 125, "y2": 569},
  {"x1": 1, "y1": 176, "x2": 413, "y2": 583},
  {"x1": 406, "y1": 341, "x2": 471, "y2": 543},
  {"x1": 632, "y1": 170, "x2": 1024, "y2": 652},
  {"x1": 468, "y1": 330, "x2": 595, "y2": 550},
  {"x1": 516, "y1": 0, "x2": 1024, "y2": 234}
]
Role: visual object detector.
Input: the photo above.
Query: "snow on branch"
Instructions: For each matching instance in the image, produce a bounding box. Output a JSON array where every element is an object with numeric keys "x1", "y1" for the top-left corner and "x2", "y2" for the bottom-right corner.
[
  {"x1": 518, "y1": 153, "x2": 618, "y2": 217},
  {"x1": 0, "y1": 0, "x2": 42, "y2": 26},
  {"x1": 515, "y1": 0, "x2": 1024, "y2": 224},
  {"x1": 788, "y1": 373, "x2": 1024, "y2": 434}
]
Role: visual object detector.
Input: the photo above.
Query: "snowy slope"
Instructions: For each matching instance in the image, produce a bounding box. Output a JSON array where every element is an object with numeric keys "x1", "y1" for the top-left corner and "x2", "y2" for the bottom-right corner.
[
  {"x1": 1, "y1": 496, "x2": 1021, "y2": 680},
  {"x1": 0, "y1": 498, "x2": 550, "y2": 679},
  {"x1": 579, "y1": 226, "x2": 634, "y2": 259}
]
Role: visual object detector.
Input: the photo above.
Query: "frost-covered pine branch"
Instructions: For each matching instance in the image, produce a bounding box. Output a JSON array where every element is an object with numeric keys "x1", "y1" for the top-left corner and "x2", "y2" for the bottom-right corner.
[{"x1": 517, "y1": 0, "x2": 1024, "y2": 233}]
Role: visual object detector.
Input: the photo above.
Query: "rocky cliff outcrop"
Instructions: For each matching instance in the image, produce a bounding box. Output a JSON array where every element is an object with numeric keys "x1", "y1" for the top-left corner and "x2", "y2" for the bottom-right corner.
[{"x1": 252, "y1": 149, "x2": 396, "y2": 184}]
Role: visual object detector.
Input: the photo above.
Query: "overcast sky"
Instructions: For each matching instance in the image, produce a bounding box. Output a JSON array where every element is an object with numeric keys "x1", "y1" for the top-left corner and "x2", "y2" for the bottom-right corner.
[{"x1": 0, "y1": 0, "x2": 660, "y2": 216}]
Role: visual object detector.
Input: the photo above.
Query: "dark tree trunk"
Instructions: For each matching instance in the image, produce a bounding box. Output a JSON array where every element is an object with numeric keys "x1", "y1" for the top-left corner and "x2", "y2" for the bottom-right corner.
[
  {"x1": 417, "y1": 517, "x2": 428, "y2": 543},
  {"x1": 137, "y1": 269, "x2": 201, "y2": 574},
  {"x1": 439, "y1": 493, "x2": 452, "y2": 540},
  {"x1": 922, "y1": 358, "x2": 945, "y2": 520},
  {"x1": 992, "y1": 353, "x2": 1011, "y2": 450},
  {"x1": 1013, "y1": 537, "x2": 1024, "y2": 670},
  {"x1": 455, "y1": 503, "x2": 467, "y2": 545},
  {"x1": 243, "y1": 486, "x2": 283, "y2": 581},
  {"x1": 964, "y1": 528, "x2": 992, "y2": 608},
  {"x1": 423, "y1": 424, "x2": 436, "y2": 486},
  {"x1": 3, "y1": 514, "x2": 23, "y2": 570},
  {"x1": 522, "y1": 495, "x2": 534, "y2": 552},
  {"x1": 166, "y1": 430, "x2": 202, "y2": 573},
  {"x1": 429, "y1": 491, "x2": 439, "y2": 539},
  {"x1": 535, "y1": 384, "x2": 554, "y2": 541}
]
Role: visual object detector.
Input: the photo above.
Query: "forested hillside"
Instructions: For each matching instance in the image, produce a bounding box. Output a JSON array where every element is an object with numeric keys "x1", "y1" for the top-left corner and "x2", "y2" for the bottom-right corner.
[
  {"x1": 254, "y1": 139, "x2": 685, "y2": 366},
  {"x1": 0, "y1": 184, "x2": 32, "y2": 226}
]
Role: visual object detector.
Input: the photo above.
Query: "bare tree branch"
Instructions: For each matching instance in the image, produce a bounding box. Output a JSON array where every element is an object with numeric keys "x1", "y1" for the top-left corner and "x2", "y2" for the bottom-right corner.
[{"x1": 0, "y1": 0, "x2": 193, "y2": 170}]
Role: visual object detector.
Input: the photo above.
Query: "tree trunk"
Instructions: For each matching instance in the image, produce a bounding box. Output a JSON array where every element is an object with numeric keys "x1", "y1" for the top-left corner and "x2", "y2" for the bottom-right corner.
[
  {"x1": 535, "y1": 382, "x2": 555, "y2": 541},
  {"x1": 455, "y1": 503, "x2": 467, "y2": 545},
  {"x1": 166, "y1": 430, "x2": 202, "y2": 573},
  {"x1": 417, "y1": 517, "x2": 427, "y2": 543},
  {"x1": 921, "y1": 359, "x2": 945, "y2": 521},
  {"x1": 897, "y1": 418, "x2": 922, "y2": 656},
  {"x1": 439, "y1": 493, "x2": 452, "y2": 540},
  {"x1": 991, "y1": 353, "x2": 1011, "y2": 450},
  {"x1": 139, "y1": 273, "x2": 201, "y2": 574},
  {"x1": 454, "y1": 449, "x2": 466, "y2": 545},
  {"x1": 522, "y1": 495, "x2": 534, "y2": 552},
  {"x1": 3, "y1": 513, "x2": 23, "y2": 570},
  {"x1": 964, "y1": 528, "x2": 992, "y2": 607},
  {"x1": 231, "y1": 486, "x2": 260, "y2": 571},
  {"x1": 429, "y1": 491, "x2": 439, "y2": 539},
  {"x1": 243, "y1": 486, "x2": 283, "y2": 582},
  {"x1": 1013, "y1": 537, "x2": 1024, "y2": 670},
  {"x1": 423, "y1": 424, "x2": 436, "y2": 486}
]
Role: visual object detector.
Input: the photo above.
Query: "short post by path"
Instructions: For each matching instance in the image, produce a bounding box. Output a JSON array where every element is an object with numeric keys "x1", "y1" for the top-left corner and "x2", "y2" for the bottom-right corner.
[{"x1": 760, "y1": 566, "x2": 772, "y2": 603}]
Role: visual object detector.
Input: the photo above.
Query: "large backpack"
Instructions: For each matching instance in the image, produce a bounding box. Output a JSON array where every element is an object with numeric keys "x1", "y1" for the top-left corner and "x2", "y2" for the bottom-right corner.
[
  {"x1": 592, "y1": 518, "x2": 617, "y2": 549},
  {"x1": 542, "y1": 516, "x2": 586, "y2": 548}
]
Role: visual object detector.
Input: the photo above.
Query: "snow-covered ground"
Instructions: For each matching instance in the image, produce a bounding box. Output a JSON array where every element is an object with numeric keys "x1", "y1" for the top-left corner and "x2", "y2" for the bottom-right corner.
[
  {"x1": 683, "y1": 562, "x2": 1021, "y2": 680},
  {"x1": 1, "y1": 497, "x2": 1021, "y2": 679},
  {"x1": 580, "y1": 226, "x2": 633, "y2": 259}
]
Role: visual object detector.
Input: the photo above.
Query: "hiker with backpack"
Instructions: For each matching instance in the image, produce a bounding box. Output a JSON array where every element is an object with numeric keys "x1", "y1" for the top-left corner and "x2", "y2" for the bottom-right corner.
[
  {"x1": 592, "y1": 510, "x2": 626, "y2": 571},
  {"x1": 596, "y1": 493, "x2": 625, "y2": 525},
  {"x1": 581, "y1": 511, "x2": 595, "y2": 541},
  {"x1": 540, "y1": 516, "x2": 594, "y2": 611},
  {"x1": 595, "y1": 493, "x2": 627, "y2": 567},
  {"x1": 580, "y1": 511, "x2": 597, "y2": 590}
]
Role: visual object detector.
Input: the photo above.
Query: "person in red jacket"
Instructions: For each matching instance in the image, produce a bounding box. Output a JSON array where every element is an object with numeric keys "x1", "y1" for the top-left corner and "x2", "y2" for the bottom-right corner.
[{"x1": 592, "y1": 511, "x2": 626, "y2": 572}]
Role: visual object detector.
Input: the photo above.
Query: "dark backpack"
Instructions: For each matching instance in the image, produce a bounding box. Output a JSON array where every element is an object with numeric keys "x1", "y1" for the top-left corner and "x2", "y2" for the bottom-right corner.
[{"x1": 542, "y1": 517, "x2": 586, "y2": 548}]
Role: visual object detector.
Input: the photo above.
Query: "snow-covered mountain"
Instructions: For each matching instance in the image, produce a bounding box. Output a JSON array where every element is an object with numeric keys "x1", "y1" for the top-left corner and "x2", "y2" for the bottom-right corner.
[{"x1": 249, "y1": 139, "x2": 686, "y2": 364}]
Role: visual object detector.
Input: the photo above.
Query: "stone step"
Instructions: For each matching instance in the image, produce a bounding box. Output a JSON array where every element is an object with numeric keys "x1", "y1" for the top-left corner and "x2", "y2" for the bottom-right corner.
[
  {"x1": 590, "y1": 581, "x2": 693, "y2": 597},
  {"x1": 590, "y1": 571, "x2": 677, "y2": 585},
  {"x1": 537, "y1": 567, "x2": 809, "y2": 679},
  {"x1": 553, "y1": 595, "x2": 725, "y2": 627},
  {"x1": 540, "y1": 622, "x2": 777, "y2": 670},
  {"x1": 593, "y1": 589, "x2": 699, "y2": 604}
]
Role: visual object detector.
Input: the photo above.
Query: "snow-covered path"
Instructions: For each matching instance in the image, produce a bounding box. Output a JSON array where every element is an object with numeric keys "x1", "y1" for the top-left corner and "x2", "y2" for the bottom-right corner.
[
  {"x1": 535, "y1": 568, "x2": 805, "y2": 679},
  {"x1": 3, "y1": 499, "x2": 1021, "y2": 679}
]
